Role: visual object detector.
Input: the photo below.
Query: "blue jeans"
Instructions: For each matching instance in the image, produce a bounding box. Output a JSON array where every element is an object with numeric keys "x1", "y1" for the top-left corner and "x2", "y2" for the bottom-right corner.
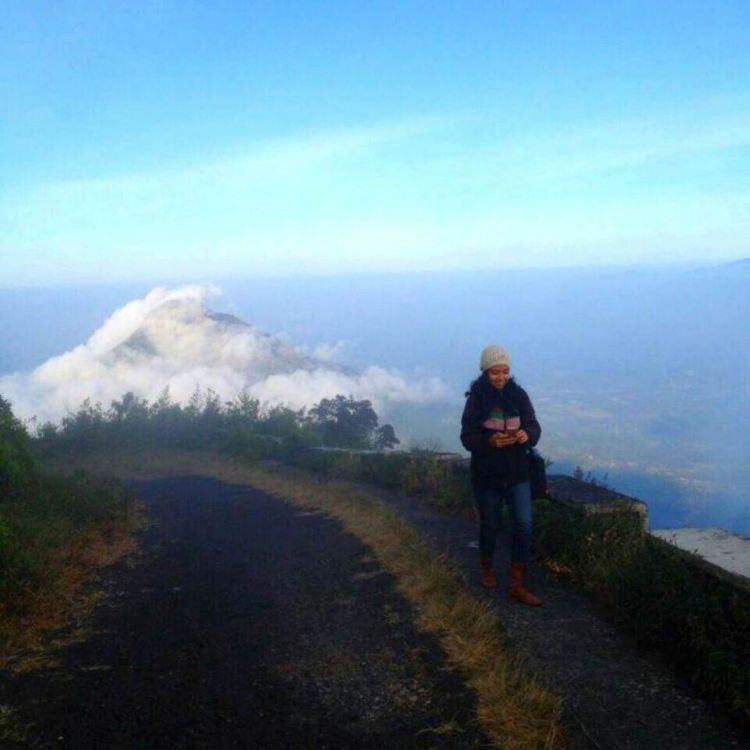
[{"x1": 475, "y1": 481, "x2": 532, "y2": 564}]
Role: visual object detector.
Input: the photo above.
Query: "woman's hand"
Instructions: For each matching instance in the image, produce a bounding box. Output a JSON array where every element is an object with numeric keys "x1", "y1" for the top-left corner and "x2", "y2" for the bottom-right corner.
[
  {"x1": 490, "y1": 432, "x2": 517, "y2": 448},
  {"x1": 489, "y1": 430, "x2": 529, "y2": 448}
]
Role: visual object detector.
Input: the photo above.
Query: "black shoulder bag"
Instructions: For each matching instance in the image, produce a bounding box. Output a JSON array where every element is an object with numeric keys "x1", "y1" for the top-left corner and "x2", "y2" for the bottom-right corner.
[{"x1": 527, "y1": 447, "x2": 548, "y2": 499}]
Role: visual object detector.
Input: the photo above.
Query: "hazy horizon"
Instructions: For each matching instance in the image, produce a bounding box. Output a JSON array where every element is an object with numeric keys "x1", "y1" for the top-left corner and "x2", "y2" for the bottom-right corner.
[{"x1": 2, "y1": 260, "x2": 748, "y2": 537}]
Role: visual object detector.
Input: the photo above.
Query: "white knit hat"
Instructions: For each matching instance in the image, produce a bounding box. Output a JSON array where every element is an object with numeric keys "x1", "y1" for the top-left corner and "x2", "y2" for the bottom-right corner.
[{"x1": 480, "y1": 345, "x2": 511, "y2": 371}]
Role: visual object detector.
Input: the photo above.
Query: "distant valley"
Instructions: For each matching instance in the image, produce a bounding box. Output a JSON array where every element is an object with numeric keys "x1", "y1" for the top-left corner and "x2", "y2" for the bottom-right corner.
[{"x1": 1, "y1": 260, "x2": 748, "y2": 534}]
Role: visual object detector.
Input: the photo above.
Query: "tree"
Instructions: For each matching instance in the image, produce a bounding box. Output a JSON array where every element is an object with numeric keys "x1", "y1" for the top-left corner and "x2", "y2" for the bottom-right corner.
[
  {"x1": 308, "y1": 395, "x2": 379, "y2": 448},
  {"x1": 226, "y1": 390, "x2": 260, "y2": 424},
  {"x1": 200, "y1": 388, "x2": 223, "y2": 430},
  {"x1": 109, "y1": 391, "x2": 149, "y2": 423},
  {"x1": 146, "y1": 387, "x2": 186, "y2": 444},
  {"x1": 184, "y1": 386, "x2": 205, "y2": 420},
  {"x1": 261, "y1": 404, "x2": 304, "y2": 437},
  {"x1": 373, "y1": 423, "x2": 400, "y2": 450},
  {"x1": 149, "y1": 387, "x2": 174, "y2": 417},
  {"x1": 61, "y1": 398, "x2": 107, "y2": 446}
]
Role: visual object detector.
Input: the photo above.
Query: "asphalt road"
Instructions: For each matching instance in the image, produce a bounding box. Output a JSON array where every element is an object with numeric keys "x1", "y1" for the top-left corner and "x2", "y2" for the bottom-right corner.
[{"x1": 0, "y1": 477, "x2": 487, "y2": 749}]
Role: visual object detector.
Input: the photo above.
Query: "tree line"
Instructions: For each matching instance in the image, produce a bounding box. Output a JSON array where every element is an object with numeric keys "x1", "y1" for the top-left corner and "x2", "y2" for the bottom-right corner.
[{"x1": 24, "y1": 388, "x2": 399, "y2": 456}]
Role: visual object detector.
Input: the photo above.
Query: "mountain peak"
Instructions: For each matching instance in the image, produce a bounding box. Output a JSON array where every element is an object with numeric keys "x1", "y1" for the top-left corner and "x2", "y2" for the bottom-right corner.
[{"x1": 109, "y1": 298, "x2": 318, "y2": 377}]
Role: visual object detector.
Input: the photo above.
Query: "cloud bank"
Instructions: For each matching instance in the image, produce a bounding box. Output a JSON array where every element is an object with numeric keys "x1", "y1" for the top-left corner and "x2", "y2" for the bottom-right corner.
[{"x1": 0, "y1": 285, "x2": 447, "y2": 425}]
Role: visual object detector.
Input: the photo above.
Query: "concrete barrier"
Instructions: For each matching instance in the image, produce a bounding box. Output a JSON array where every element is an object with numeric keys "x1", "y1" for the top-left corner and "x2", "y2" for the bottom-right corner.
[
  {"x1": 546, "y1": 474, "x2": 649, "y2": 529},
  {"x1": 651, "y1": 528, "x2": 750, "y2": 594}
]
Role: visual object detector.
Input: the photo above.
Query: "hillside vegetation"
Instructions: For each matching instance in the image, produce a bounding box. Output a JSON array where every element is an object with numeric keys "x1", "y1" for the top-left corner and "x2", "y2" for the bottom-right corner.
[
  {"x1": 35, "y1": 388, "x2": 477, "y2": 516},
  {"x1": 35, "y1": 387, "x2": 400, "y2": 453},
  {"x1": 0, "y1": 396, "x2": 137, "y2": 656}
]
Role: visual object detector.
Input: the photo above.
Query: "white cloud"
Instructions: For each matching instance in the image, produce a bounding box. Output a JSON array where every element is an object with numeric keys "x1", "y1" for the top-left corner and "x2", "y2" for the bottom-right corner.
[
  {"x1": 248, "y1": 365, "x2": 446, "y2": 414},
  {"x1": 310, "y1": 341, "x2": 347, "y2": 364},
  {"x1": 4, "y1": 99, "x2": 747, "y2": 287},
  {"x1": 0, "y1": 285, "x2": 447, "y2": 425},
  {"x1": 25, "y1": 116, "x2": 447, "y2": 207}
]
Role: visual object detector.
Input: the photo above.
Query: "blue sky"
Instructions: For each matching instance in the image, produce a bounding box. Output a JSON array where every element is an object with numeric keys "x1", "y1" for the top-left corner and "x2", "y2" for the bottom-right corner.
[{"x1": 2, "y1": 0, "x2": 749, "y2": 285}]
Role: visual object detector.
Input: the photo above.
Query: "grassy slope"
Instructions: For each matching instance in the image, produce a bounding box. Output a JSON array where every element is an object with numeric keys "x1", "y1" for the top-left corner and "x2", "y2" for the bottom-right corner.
[{"x1": 0, "y1": 471, "x2": 141, "y2": 670}]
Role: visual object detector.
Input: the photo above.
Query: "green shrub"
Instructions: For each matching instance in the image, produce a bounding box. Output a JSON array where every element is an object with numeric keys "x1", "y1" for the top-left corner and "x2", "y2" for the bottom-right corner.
[
  {"x1": 364, "y1": 452, "x2": 410, "y2": 489},
  {"x1": 534, "y1": 499, "x2": 750, "y2": 727},
  {"x1": 399, "y1": 457, "x2": 423, "y2": 494},
  {"x1": 0, "y1": 396, "x2": 36, "y2": 501},
  {"x1": 0, "y1": 510, "x2": 26, "y2": 601},
  {"x1": 327, "y1": 453, "x2": 360, "y2": 480}
]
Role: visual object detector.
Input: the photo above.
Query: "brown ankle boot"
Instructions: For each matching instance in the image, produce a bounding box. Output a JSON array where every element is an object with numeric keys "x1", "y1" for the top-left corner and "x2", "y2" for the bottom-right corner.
[
  {"x1": 480, "y1": 559, "x2": 498, "y2": 589},
  {"x1": 509, "y1": 562, "x2": 542, "y2": 606}
]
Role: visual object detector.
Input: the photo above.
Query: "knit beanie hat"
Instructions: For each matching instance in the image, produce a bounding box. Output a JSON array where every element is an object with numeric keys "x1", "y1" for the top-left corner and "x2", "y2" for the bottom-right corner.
[{"x1": 480, "y1": 345, "x2": 511, "y2": 371}]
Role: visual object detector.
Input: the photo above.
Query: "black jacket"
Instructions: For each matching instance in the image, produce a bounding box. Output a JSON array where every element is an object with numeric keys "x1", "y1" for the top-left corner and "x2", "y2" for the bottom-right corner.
[{"x1": 460, "y1": 376, "x2": 541, "y2": 490}]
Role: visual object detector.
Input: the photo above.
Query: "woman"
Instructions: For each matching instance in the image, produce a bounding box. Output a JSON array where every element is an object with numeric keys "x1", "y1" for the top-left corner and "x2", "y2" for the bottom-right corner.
[{"x1": 460, "y1": 344, "x2": 542, "y2": 606}]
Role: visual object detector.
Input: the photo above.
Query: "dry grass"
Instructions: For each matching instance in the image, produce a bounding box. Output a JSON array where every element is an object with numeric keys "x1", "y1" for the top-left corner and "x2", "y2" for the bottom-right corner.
[
  {"x1": 0, "y1": 502, "x2": 142, "y2": 673},
  {"x1": 45, "y1": 447, "x2": 564, "y2": 749},
  {"x1": 0, "y1": 458, "x2": 145, "y2": 672}
]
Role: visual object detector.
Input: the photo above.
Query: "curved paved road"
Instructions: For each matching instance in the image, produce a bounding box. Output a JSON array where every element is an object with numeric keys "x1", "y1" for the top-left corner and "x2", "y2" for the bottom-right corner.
[{"x1": 0, "y1": 477, "x2": 487, "y2": 749}]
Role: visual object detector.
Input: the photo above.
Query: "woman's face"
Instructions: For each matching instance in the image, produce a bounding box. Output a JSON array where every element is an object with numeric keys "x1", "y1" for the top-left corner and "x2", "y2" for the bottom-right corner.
[{"x1": 487, "y1": 364, "x2": 511, "y2": 390}]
